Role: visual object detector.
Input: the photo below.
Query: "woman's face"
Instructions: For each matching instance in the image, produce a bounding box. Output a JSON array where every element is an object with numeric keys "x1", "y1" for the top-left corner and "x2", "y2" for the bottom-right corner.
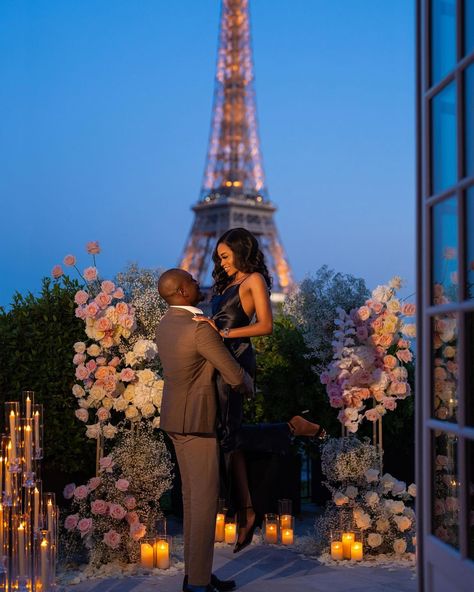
[{"x1": 217, "y1": 242, "x2": 239, "y2": 276}]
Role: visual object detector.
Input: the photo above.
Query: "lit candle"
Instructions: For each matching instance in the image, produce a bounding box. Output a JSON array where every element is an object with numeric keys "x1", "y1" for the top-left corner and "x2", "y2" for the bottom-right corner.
[
  {"x1": 40, "y1": 538, "x2": 49, "y2": 590},
  {"x1": 342, "y1": 532, "x2": 355, "y2": 559},
  {"x1": 330, "y1": 541, "x2": 344, "y2": 560},
  {"x1": 351, "y1": 541, "x2": 363, "y2": 561},
  {"x1": 215, "y1": 513, "x2": 225, "y2": 542},
  {"x1": 0, "y1": 504, "x2": 3, "y2": 552},
  {"x1": 154, "y1": 539, "x2": 170, "y2": 569},
  {"x1": 18, "y1": 523, "x2": 26, "y2": 576},
  {"x1": 25, "y1": 425, "x2": 33, "y2": 472},
  {"x1": 5, "y1": 461, "x2": 11, "y2": 498},
  {"x1": 9, "y1": 412, "x2": 17, "y2": 459},
  {"x1": 47, "y1": 500, "x2": 53, "y2": 532},
  {"x1": 281, "y1": 528, "x2": 294, "y2": 545},
  {"x1": 280, "y1": 514, "x2": 293, "y2": 529},
  {"x1": 140, "y1": 542, "x2": 154, "y2": 569},
  {"x1": 34, "y1": 411, "x2": 41, "y2": 452},
  {"x1": 26, "y1": 395, "x2": 32, "y2": 419},
  {"x1": 0, "y1": 455, "x2": 3, "y2": 493},
  {"x1": 224, "y1": 523, "x2": 237, "y2": 544},
  {"x1": 265, "y1": 523, "x2": 278, "y2": 544},
  {"x1": 34, "y1": 488, "x2": 40, "y2": 530}
]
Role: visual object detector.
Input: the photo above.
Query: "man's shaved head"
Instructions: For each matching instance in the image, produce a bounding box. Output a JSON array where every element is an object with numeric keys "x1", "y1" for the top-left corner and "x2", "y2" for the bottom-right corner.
[{"x1": 158, "y1": 268, "x2": 202, "y2": 306}]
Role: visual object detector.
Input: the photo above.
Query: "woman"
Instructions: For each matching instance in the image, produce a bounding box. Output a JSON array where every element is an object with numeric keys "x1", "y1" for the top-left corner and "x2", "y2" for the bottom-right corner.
[{"x1": 193, "y1": 227, "x2": 324, "y2": 552}]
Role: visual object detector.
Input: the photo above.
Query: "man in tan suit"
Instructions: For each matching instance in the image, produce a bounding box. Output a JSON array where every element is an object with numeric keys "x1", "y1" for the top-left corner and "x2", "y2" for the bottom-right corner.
[{"x1": 156, "y1": 268, "x2": 253, "y2": 592}]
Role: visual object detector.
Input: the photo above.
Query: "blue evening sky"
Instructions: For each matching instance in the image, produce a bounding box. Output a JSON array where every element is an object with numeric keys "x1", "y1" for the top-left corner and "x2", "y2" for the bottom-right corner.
[{"x1": 0, "y1": 0, "x2": 415, "y2": 308}]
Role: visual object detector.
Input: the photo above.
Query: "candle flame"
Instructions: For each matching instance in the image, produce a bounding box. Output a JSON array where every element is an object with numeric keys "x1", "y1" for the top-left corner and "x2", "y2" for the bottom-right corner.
[
  {"x1": 41, "y1": 539, "x2": 48, "y2": 548},
  {"x1": 10, "y1": 411, "x2": 15, "y2": 417}
]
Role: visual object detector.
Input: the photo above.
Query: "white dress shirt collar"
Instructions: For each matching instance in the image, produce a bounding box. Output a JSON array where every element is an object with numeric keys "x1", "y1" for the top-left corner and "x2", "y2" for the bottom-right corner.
[{"x1": 169, "y1": 305, "x2": 204, "y2": 315}]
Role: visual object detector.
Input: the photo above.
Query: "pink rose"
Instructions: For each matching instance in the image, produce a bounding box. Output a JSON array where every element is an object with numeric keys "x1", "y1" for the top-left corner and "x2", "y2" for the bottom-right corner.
[
  {"x1": 382, "y1": 397, "x2": 397, "y2": 411},
  {"x1": 84, "y1": 267, "x2": 98, "y2": 282},
  {"x1": 99, "y1": 455, "x2": 115, "y2": 472},
  {"x1": 402, "y1": 303, "x2": 416, "y2": 316},
  {"x1": 109, "y1": 503, "x2": 127, "y2": 520},
  {"x1": 126, "y1": 511, "x2": 139, "y2": 525},
  {"x1": 86, "y1": 241, "x2": 101, "y2": 255},
  {"x1": 95, "y1": 292, "x2": 112, "y2": 309},
  {"x1": 63, "y1": 483, "x2": 76, "y2": 499},
  {"x1": 51, "y1": 265, "x2": 64, "y2": 279},
  {"x1": 356, "y1": 326, "x2": 369, "y2": 341},
  {"x1": 379, "y1": 334, "x2": 394, "y2": 348},
  {"x1": 75, "y1": 408, "x2": 89, "y2": 422},
  {"x1": 77, "y1": 518, "x2": 93, "y2": 537},
  {"x1": 358, "y1": 306, "x2": 370, "y2": 321},
  {"x1": 445, "y1": 496, "x2": 458, "y2": 512},
  {"x1": 398, "y1": 339, "x2": 410, "y2": 349},
  {"x1": 109, "y1": 356, "x2": 121, "y2": 367},
  {"x1": 115, "y1": 478, "x2": 129, "y2": 492},
  {"x1": 64, "y1": 514, "x2": 79, "y2": 530},
  {"x1": 91, "y1": 499, "x2": 109, "y2": 515},
  {"x1": 121, "y1": 315, "x2": 135, "y2": 330},
  {"x1": 101, "y1": 280, "x2": 115, "y2": 294},
  {"x1": 320, "y1": 371, "x2": 330, "y2": 385},
  {"x1": 63, "y1": 255, "x2": 76, "y2": 266},
  {"x1": 115, "y1": 302, "x2": 129, "y2": 316},
  {"x1": 75, "y1": 306, "x2": 87, "y2": 319},
  {"x1": 75, "y1": 365, "x2": 90, "y2": 380},
  {"x1": 329, "y1": 395, "x2": 344, "y2": 408},
  {"x1": 96, "y1": 407, "x2": 110, "y2": 422},
  {"x1": 103, "y1": 528, "x2": 121, "y2": 549},
  {"x1": 365, "y1": 409, "x2": 380, "y2": 422},
  {"x1": 73, "y1": 353, "x2": 86, "y2": 366},
  {"x1": 86, "y1": 359, "x2": 97, "y2": 373},
  {"x1": 372, "y1": 302, "x2": 384, "y2": 314},
  {"x1": 113, "y1": 288, "x2": 124, "y2": 299},
  {"x1": 120, "y1": 368, "x2": 135, "y2": 382},
  {"x1": 73, "y1": 485, "x2": 89, "y2": 500},
  {"x1": 397, "y1": 349, "x2": 413, "y2": 364},
  {"x1": 96, "y1": 356, "x2": 107, "y2": 366},
  {"x1": 85, "y1": 302, "x2": 100, "y2": 318},
  {"x1": 130, "y1": 522, "x2": 146, "y2": 541},
  {"x1": 74, "y1": 290, "x2": 89, "y2": 305},
  {"x1": 384, "y1": 355, "x2": 398, "y2": 370},
  {"x1": 88, "y1": 476, "x2": 101, "y2": 491},
  {"x1": 101, "y1": 335, "x2": 114, "y2": 348},
  {"x1": 97, "y1": 317, "x2": 113, "y2": 332},
  {"x1": 123, "y1": 496, "x2": 137, "y2": 510}
]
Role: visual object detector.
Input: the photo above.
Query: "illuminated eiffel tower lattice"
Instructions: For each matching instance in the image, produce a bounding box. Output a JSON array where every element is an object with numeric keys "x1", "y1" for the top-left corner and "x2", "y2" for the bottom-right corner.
[{"x1": 179, "y1": 0, "x2": 293, "y2": 295}]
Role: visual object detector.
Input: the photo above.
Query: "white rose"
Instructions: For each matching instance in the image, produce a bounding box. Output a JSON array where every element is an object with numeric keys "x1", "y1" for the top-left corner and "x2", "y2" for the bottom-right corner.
[
  {"x1": 364, "y1": 491, "x2": 379, "y2": 507},
  {"x1": 365, "y1": 469, "x2": 379, "y2": 483},
  {"x1": 133, "y1": 339, "x2": 158, "y2": 361},
  {"x1": 85, "y1": 423, "x2": 101, "y2": 439},
  {"x1": 72, "y1": 384, "x2": 85, "y2": 398},
  {"x1": 125, "y1": 405, "x2": 140, "y2": 421},
  {"x1": 393, "y1": 515, "x2": 412, "y2": 532},
  {"x1": 333, "y1": 492, "x2": 349, "y2": 506},
  {"x1": 391, "y1": 480, "x2": 407, "y2": 495},
  {"x1": 385, "y1": 500, "x2": 405, "y2": 514},
  {"x1": 103, "y1": 423, "x2": 118, "y2": 439},
  {"x1": 367, "y1": 533, "x2": 383, "y2": 548},
  {"x1": 393, "y1": 538, "x2": 407, "y2": 554},
  {"x1": 345, "y1": 486, "x2": 358, "y2": 499},
  {"x1": 402, "y1": 323, "x2": 417, "y2": 338},
  {"x1": 372, "y1": 285, "x2": 392, "y2": 303},
  {"x1": 151, "y1": 388, "x2": 163, "y2": 409},
  {"x1": 141, "y1": 403, "x2": 156, "y2": 418},
  {"x1": 73, "y1": 342, "x2": 87, "y2": 354},
  {"x1": 125, "y1": 351, "x2": 138, "y2": 367},
  {"x1": 113, "y1": 397, "x2": 128, "y2": 412},
  {"x1": 137, "y1": 369, "x2": 156, "y2": 386},
  {"x1": 376, "y1": 518, "x2": 390, "y2": 533},
  {"x1": 152, "y1": 416, "x2": 161, "y2": 429},
  {"x1": 101, "y1": 397, "x2": 113, "y2": 410},
  {"x1": 75, "y1": 409, "x2": 89, "y2": 422},
  {"x1": 90, "y1": 384, "x2": 106, "y2": 402},
  {"x1": 408, "y1": 483, "x2": 417, "y2": 497},
  {"x1": 387, "y1": 298, "x2": 401, "y2": 313},
  {"x1": 123, "y1": 385, "x2": 136, "y2": 402},
  {"x1": 381, "y1": 473, "x2": 396, "y2": 492},
  {"x1": 353, "y1": 509, "x2": 371, "y2": 530}
]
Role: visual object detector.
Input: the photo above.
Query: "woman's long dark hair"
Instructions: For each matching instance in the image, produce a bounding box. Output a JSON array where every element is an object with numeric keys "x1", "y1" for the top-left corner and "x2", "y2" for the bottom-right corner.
[{"x1": 212, "y1": 227, "x2": 272, "y2": 294}]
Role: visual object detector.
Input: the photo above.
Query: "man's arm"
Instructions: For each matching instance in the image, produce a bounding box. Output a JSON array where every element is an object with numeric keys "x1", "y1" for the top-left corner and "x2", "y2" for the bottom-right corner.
[{"x1": 195, "y1": 323, "x2": 254, "y2": 397}]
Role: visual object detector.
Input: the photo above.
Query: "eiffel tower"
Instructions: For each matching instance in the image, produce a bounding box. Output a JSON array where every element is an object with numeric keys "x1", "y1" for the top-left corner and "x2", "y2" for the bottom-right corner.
[{"x1": 179, "y1": 0, "x2": 293, "y2": 296}]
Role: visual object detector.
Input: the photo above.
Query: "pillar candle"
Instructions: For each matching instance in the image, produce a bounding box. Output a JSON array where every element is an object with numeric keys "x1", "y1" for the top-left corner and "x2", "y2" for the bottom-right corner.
[
  {"x1": 280, "y1": 514, "x2": 293, "y2": 529},
  {"x1": 40, "y1": 539, "x2": 49, "y2": 590},
  {"x1": 351, "y1": 541, "x2": 363, "y2": 561},
  {"x1": 281, "y1": 528, "x2": 294, "y2": 545},
  {"x1": 0, "y1": 504, "x2": 3, "y2": 552},
  {"x1": 34, "y1": 488, "x2": 40, "y2": 530},
  {"x1": 47, "y1": 500, "x2": 53, "y2": 532},
  {"x1": 265, "y1": 523, "x2": 278, "y2": 544},
  {"x1": 154, "y1": 540, "x2": 170, "y2": 569},
  {"x1": 342, "y1": 532, "x2": 355, "y2": 559},
  {"x1": 5, "y1": 463, "x2": 11, "y2": 498},
  {"x1": 330, "y1": 541, "x2": 343, "y2": 560},
  {"x1": 140, "y1": 542, "x2": 154, "y2": 568},
  {"x1": 34, "y1": 411, "x2": 41, "y2": 451},
  {"x1": 0, "y1": 456, "x2": 3, "y2": 494},
  {"x1": 18, "y1": 523, "x2": 26, "y2": 576},
  {"x1": 25, "y1": 425, "x2": 33, "y2": 472},
  {"x1": 224, "y1": 523, "x2": 236, "y2": 544},
  {"x1": 9, "y1": 412, "x2": 17, "y2": 459},
  {"x1": 26, "y1": 396, "x2": 32, "y2": 419},
  {"x1": 215, "y1": 513, "x2": 225, "y2": 542}
]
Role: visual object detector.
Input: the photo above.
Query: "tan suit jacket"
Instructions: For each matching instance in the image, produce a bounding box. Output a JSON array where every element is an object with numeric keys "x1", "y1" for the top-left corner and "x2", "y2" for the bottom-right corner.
[{"x1": 156, "y1": 307, "x2": 253, "y2": 434}]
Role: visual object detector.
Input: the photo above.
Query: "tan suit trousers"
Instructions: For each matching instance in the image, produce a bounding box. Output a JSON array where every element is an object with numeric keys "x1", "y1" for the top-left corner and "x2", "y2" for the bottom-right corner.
[{"x1": 169, "y1": 433, "x2": 219, "y2": 586}]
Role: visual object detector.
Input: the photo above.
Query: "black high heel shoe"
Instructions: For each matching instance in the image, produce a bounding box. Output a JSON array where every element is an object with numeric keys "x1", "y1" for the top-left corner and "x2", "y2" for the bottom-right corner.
[{"x1": 233, "y1": 507, "x2": 258, "y2": 554}]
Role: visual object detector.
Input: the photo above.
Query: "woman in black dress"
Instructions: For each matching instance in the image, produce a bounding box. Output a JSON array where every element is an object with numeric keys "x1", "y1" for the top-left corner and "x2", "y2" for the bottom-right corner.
[{"x1": 193, "y1": 228, "x2": 324, "y2": 552}]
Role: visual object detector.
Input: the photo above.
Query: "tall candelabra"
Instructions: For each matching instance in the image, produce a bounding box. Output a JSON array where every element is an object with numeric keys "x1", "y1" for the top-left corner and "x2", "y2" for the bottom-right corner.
[{"x1": 1, "y1": 391, "x2": 57, "y2": 591}]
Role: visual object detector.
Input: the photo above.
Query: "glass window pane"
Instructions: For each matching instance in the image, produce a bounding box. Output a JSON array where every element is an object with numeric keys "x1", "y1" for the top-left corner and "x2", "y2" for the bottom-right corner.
[
  {"x1": 432, "y1": 197, "x2": 459, "y2": 302},
  {"x1": 431, "y1": 0, "x2": 456, "y2": 85},
  {"x1": 432, "y1": 431, "x2": 459, "y2": 549},
  {"x1": 468, "y1": 188, "x2": 474, "y2": 299},
  {"x1": 432, "y1": 314, "x2": 458, "y2": 422},
  {"x1": 468, "y1": 440, "x2": 474, "y2": 559},
  {"x1": 466, "y1": 66, "x2": 474, "y2": 178},
  {"x1": 465, "y1": 0, "x2": 474, "y2": 57},
  {"x1": 467, "y1": 313, "x2": 474, "y2": 426},
  {"x1": 431, "y1": 83, "x2": 457, "y2": 194}
]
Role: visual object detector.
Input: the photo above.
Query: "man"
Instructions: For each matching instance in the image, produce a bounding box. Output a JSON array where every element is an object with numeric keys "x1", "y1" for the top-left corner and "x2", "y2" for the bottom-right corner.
[{"x1": 156, "y1": 268, "x2": 253, "y2": 592}]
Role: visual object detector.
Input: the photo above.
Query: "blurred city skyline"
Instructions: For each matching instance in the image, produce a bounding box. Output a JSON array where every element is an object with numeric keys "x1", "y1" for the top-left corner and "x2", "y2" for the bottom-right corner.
[{"x1": 0, "y1": 0, "x2": 415, "y2": 307}]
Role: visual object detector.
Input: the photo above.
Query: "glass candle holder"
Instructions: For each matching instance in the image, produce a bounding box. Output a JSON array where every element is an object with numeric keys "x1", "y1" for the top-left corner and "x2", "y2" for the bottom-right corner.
[
  {"x1": 36, "y1": 530, "x2": 53, "y2": 592},
  {"x1": 33, "y1": 481, "x2": 43, "y2": 532},
  {"x1": 21, "y1": 391, "x2": 35, "y2": 420},
  {"x1": 264, "y1": 513, "x2": 278, "y2": 544},
  {"x1": 278, "y1": 498, "x2": 292, "y2": 516},
  {"x1": 5, "y1": 403, "x2": 20, "y2": 472},
  {"x1": 341, "y1": 530, "x2": 355, "y2": 559},
  {"x1": 154, "y1": 535, "x2": 171, "y2": 569},
  {"x1": 350, "y1": 530, "x2": 364, "y2": 561},
  {"x1": 155, "y1": 517, "x2": 167, "y2": 537},
  {"x1": 224, "y1": 518, "x2": 237, "y2": 545},
  {"x1": 140, "y1": 537, "x2": 155, "y2": 569},
  {"x1": 280, "y1": 518, "x2": 294, "y2": 546},
  {"x1": 215, "y1": 512, "x2": 225, "y2": 543},
  {"x1": 330, "y1": 529, "x2": 344, "y2": 560},
  {"x1": 32, "y1": 405, "x2": 44, "y2": 460}
]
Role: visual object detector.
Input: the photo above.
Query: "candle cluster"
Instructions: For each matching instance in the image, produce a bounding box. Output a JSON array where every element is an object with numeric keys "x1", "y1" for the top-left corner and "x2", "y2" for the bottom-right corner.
[
  {"x1": 330, "y1": 531, "x2": 364, "y2": 561},
  {"x1": 1, "y1": 392, "x2": 57, "y2": 591},
  {"x1": 139, "y1": 536, "x2": 171, "y2": 570}
]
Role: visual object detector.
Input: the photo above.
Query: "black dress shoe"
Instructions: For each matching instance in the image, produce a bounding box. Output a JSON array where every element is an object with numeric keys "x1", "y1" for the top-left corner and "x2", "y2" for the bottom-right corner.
[
  {"x1": 183, "y1": 574, "x2": 236, "y2": 592},
  {"x1": 183, "y1": 582, "x2": 218, "y2": 592}
]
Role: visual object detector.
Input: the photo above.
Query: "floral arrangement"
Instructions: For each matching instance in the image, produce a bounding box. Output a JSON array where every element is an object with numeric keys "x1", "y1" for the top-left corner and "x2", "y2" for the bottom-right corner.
[
  {"x1": 320, "y1": 277, "x2": 416, "y2": 433},
  {"x1": 315, "y1": 437, "x2": 416, "y2": 557},
  {"x1": 52, "y1": 243, "x2": 165, "y2": 439},
  {"x1": 62, "y1": 423, "x2": 173, "y2": 566},
  {"x1": 432, "y1": 435, "x2": 459, "y2": 547}
]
